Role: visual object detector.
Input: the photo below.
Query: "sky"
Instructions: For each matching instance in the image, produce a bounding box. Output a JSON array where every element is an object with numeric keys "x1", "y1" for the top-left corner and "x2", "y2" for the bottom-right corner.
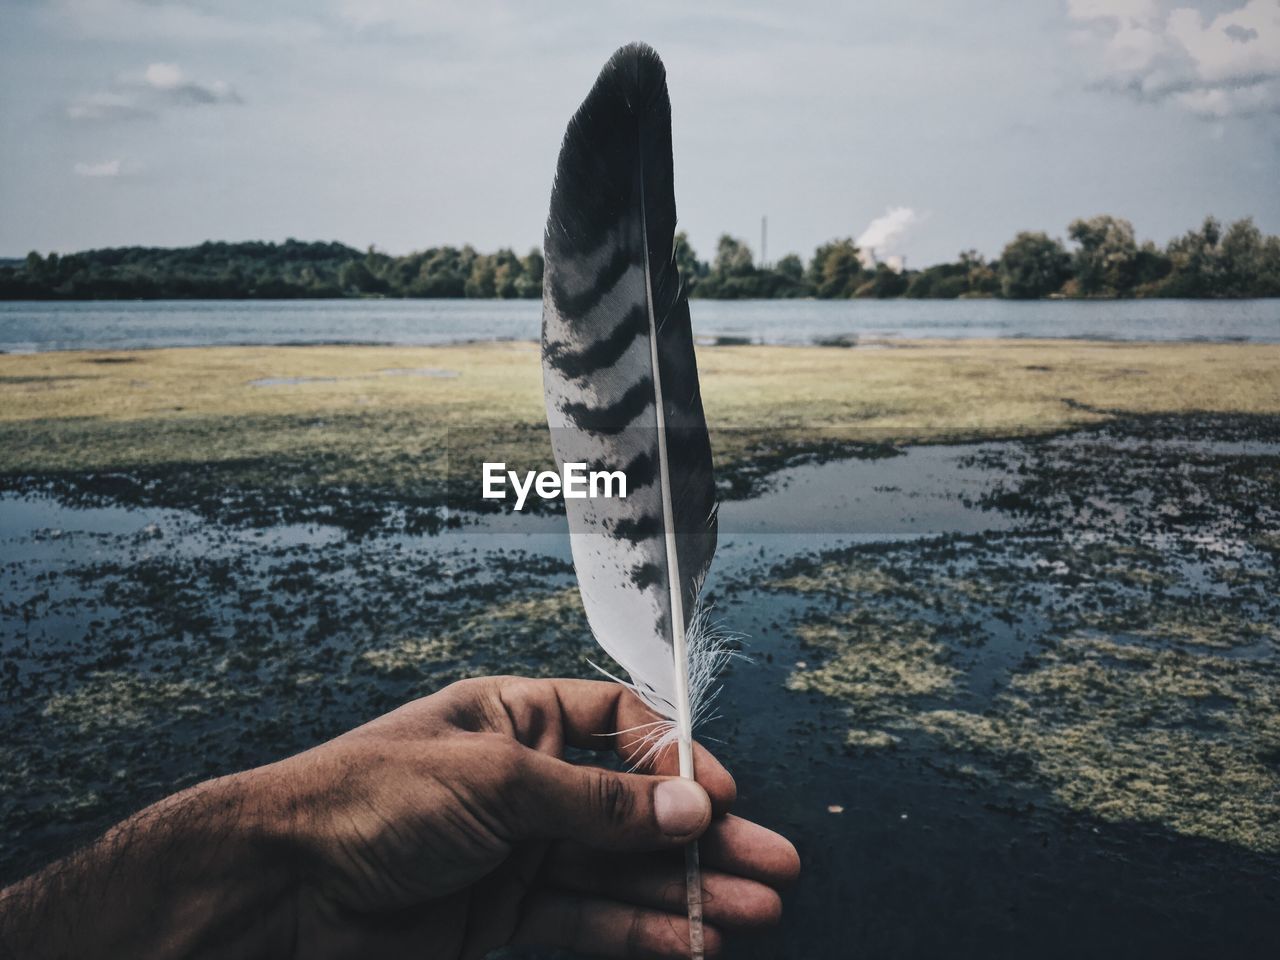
[{"x1": 1, "y1": 0, "x2": 1278, "y2": 267}]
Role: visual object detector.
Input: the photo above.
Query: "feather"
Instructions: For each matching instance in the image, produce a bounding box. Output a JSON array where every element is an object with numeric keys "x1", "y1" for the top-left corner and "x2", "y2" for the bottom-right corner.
[{"x1": 540, "y1": 43, "x2": 725, "y2": 957}]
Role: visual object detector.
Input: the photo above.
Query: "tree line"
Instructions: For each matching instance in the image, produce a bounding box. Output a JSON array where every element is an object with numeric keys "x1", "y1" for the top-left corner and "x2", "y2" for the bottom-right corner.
[
  {"x1": 3, "y1": 215, "x2": 1277, "y2": 301},
  {"x1": 685, "y1": 215, "x2": 1280, "y2": 300},
  {"x1": 0, "y1": 241, "x2": 544, "y2": 301}
]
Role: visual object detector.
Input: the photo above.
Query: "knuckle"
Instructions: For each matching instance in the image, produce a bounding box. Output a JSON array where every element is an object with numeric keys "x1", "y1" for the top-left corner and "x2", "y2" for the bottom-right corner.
[
  {"x1": 589, "y1": 770, "x2": 635, "y2": 830},
  {"x1": 482, "y1": 734, "x2": 529, "y2": 789},
  {"x1": 441, "y1": 677, "x2": 519, "y2": 733},
  {"x1": 468, "y1": 733, "x2": 530, "y2": 830},
  {"x1": 444, "y1": 675, "x2": 504, "y2": 711},
  {"x1": 443, "y1": 676, "x2": 490, "y2": 699}
]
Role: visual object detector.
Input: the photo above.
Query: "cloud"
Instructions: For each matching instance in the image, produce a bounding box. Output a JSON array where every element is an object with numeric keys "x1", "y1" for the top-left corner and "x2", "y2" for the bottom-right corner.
[
  {"x1": 66, "y1": 62, "x2": 241, "y2": 122},
  {"x1": 143, "y1": 62, "x2": 241, "y2": 105},
  {"x1": 1066, "y1": 0, "x2": 1161, "y2": 24},
  {"x1": 1224, "y1": 23, "x2": 1260, "y2": 42},
  {"x1": 856, "y1": 206, "x2": 920, "y2": 265},
  {"x1": 1068, "y1": 0, "x2": 1280, "y2": 119},
  {"x1": 73, "y1": 159, "x2": 123, "y2": 177},
  {"x1": 65, "y1": 91, "x2": 153, "y2": 122},
  {"x1": 144, "y1": 62, "x2": 184, "y2": 90}
]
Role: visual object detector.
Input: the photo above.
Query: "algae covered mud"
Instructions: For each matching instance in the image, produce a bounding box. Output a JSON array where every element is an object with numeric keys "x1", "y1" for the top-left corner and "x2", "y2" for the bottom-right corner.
[{"x1": 1, "y1": 340, "x2": 1279, "y2": 957}]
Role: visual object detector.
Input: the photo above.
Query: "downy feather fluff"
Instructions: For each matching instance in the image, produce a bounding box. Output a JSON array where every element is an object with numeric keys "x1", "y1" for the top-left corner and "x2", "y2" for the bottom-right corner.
[{"x1": 541, "y1": 43, "x2": 724, "y2": 758}]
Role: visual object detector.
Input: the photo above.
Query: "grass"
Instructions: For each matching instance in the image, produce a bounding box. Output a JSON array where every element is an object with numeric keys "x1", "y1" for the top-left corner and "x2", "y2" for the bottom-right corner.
[
  {"x1": 4, "y1": 339, "x2": 1280, "y2": 429},
  {"x1": 2, "y1": 339, "x2": 1278, "y2": 517}
]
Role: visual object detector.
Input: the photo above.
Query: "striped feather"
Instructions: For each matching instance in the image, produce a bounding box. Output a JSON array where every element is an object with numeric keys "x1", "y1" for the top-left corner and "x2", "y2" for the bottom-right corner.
[{"x1": 541, "y1": 42, "x2": 718, "y2": 726}]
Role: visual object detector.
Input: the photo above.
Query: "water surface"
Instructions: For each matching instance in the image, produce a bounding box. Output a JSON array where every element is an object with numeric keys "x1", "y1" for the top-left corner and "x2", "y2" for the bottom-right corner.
[{"x1": 2, "y1": 297, "x2": 1277, "y2": 353}]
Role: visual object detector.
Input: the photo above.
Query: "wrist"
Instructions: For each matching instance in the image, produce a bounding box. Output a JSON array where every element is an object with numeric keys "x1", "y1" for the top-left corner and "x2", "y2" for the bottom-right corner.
[
  {"x1": 0, "y1": 766, "x2": 300, "y2": 959},
  {"x1": 189, "y1": 764, "x2": 302, "y2": 955}
]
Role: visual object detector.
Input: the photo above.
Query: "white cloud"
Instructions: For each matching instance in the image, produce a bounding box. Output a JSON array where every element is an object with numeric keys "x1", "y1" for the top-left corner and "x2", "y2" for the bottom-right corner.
[
  {"x1": 144, "y1": 62, "x2": 184, "y2": 91},
  {"x1": 66, "y1": 62, "x2": 241, "y2": 122},
  {"x1": 73, "y1": 159, "x2": 123, "y2": 177},
  {"x1": 66, "y1": 90, "x2": 152, "y2": 122},
  {"x1": 1167, "y1": 1, "x2": 1280, "y2": 86},
  {"x1": 855, "y1": 206, "x2": 920, "y2": 265},
  {"x1": 139, "y1": 62, "x2": 241, "y2": 105},
  {"x1": 1068, "y1": 0, "x2": 1280, "y2": 118}
]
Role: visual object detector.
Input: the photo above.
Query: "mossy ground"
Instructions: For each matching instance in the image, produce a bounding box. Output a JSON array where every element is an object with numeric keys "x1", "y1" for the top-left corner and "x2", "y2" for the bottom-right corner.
[
  {"x1": 768, "y1": 416, "x2": 1280, "y2": 856},
  {"x1": 3, "y1": 340, "x2": 1279, "y2": 525}
]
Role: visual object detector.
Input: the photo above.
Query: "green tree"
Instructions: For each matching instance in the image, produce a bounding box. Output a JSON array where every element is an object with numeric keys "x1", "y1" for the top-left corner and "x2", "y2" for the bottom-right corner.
[
  {"x1": 359, "y1": 247, "x2": 392, "y2": 294},
  {"x1": 515, "y1": 249, "x2": 543, "y2": 299},
  {"x1": 855, "y1": 264, "x2": 909, "y2": 298},
  {"x1": 1068, "y1": 215, "x2": 1139, "y2": 296},
  {"x1": 713, "y1": 235, "x2": 755, "y2": 277},
  {"x1": 694, "y1": 235, "x2": 765, "y2": 298},
  {"x1": 1219, "y1": 218, "x2": 1265, "y2": 297},
  {"x1": 465, "y1": 255, "x2": 497, "y2": 299},
  {"x1": 1130, "y1": 241, "x2": 1172, "y2": 294},
  {"x1": 1163, "y1": 216, "x2": 1225, "y2": 297},
  {"x1": 959, "y1": 250, "x2": 998, "y2": 296},
  {"x1": 339, "y1": 259, "x2": 378, "y2": 294},
  {"x1": 999, "y1": 232, "x2": 1071, "y2": 299},
  {"x1": 673, "y1": 232, "x2": 706, "y2": 290},
  {"x1": 1259, "y1": 235, "x2": 1280, "y2": 296},
  {"x1": 774, "y1": 254, "x2": 804, "y2": 282},
  {"x1": 905, "y1": 262, "x2": 965, "y2": 299},
  {"x1": 809, "y1": 239, "x2": 865, "y2": 298},
  {"x1": 490, "y1": 249, "x2": 522, "y2": 299},
  {"x1": 408, "y1": 247, "x2": 468, "y2": 297}
]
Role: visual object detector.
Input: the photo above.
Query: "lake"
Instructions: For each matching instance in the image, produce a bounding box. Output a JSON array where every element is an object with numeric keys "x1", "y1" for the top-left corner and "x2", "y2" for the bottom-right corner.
[{"x1": 1, "y1": 297, "x2": 1278, "y2": 352}]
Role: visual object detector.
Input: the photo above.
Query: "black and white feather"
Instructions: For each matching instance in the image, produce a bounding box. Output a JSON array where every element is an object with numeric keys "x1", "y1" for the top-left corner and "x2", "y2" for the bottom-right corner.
[{"x1": 541, "y1": 43, "x2": 729, "y2": 758}]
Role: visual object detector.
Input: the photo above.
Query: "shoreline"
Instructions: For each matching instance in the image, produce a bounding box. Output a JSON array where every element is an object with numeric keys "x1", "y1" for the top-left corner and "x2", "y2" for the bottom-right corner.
[{"x1": 1, "y1": 330, "x2": 1278, "y2": 356}]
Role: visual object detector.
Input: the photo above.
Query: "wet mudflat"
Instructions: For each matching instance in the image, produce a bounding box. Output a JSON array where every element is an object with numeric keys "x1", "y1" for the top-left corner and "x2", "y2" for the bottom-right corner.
[{"x1": 2, "y1": 416, "x2": 1278, "y2": 959}]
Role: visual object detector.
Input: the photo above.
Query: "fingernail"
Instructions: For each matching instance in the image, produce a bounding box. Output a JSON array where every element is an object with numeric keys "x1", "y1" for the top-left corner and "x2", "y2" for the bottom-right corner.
[{"x1": 655, "y1": 779, "x2": 708, "y2": 837}]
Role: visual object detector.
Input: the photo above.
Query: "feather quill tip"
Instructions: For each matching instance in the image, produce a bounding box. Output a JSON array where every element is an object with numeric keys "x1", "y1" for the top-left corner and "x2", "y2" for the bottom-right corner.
[{"x1": 593, "y1": 594, "x2": 746, "y2": 772}]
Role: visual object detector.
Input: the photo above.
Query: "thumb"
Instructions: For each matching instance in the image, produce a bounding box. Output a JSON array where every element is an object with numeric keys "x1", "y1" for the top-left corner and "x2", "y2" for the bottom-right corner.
[{"x1": 512, "y1": 748, "x2": 711, "y2": 850}]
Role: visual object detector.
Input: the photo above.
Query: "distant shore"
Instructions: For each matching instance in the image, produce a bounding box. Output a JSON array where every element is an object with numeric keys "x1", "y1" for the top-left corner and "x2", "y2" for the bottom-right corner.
[{"x1": 6, "y1": 213, "x2": 1280, "y2": 302}]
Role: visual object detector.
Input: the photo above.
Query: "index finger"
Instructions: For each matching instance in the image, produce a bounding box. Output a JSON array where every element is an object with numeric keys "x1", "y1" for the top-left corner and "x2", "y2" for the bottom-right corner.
[{"x1": 444, "y1": 676, "x2": 736, "y2": 814}]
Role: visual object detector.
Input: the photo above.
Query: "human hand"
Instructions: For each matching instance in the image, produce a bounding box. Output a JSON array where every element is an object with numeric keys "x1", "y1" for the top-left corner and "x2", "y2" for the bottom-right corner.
[
  {"x1": 0, "y1": 676, "x2": 798, "y2": 960},
  {"x1": 273, "y1": 675, "x2": 799, "y2": 958}
]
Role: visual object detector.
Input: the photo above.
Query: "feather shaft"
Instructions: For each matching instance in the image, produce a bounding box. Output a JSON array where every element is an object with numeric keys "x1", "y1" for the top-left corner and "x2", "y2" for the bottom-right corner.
[{"x1": 641, "y1": 165, "x2": 704, "y2": 955}]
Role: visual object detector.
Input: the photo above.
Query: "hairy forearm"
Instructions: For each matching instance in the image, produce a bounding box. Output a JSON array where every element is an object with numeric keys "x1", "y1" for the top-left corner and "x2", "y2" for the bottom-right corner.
[{"x1": 0, "y1": 767, "x2": 297, "y2": 960}]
